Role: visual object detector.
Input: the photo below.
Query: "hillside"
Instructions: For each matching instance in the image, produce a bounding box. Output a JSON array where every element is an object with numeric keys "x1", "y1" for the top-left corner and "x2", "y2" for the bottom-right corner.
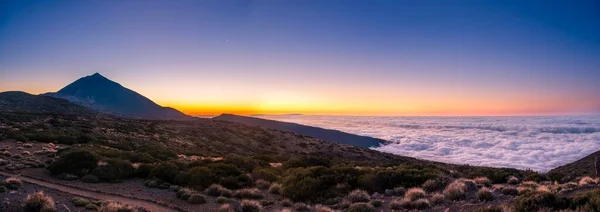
[
  {"x1": 0, "y1": 91, "x2": 95, "y2": 115},
  {"x1": 547, "y1": 150, "x2": 600, "y2": 182},
  {"x1": 213, "y1": 114, "x2": 386, "y2": 148},
  {"x1": 43, "y1": 73, "x2": 190, "y2": 120}
]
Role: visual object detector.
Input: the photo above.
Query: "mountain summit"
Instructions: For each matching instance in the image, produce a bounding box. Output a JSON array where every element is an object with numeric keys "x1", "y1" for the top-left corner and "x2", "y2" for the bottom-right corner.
[{"x1": 44, "y1": 73, "x2": 190, "y2": 120}]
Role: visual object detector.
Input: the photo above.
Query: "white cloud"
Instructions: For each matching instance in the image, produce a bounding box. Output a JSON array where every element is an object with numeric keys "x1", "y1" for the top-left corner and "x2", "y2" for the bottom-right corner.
[{"x1": 260, "y1": 115, "x2": 600, "y2": 172}]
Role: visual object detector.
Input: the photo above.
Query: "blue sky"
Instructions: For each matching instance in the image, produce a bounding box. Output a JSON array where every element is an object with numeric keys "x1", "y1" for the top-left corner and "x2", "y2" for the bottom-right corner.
[{"x1": 1, "y1": 0, "x2": 599, "y2": 115}]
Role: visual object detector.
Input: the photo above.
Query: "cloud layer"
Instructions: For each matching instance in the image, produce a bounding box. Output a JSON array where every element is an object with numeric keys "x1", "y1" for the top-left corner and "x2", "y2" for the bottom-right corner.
[{"x1": 259, "y1": 115, "x2": 600, "y2": 172}]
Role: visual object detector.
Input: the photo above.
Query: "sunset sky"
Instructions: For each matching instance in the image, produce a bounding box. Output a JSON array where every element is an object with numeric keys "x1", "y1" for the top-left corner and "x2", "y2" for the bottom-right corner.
[{"x1": 1, "y1": 0, "x2": 599, "y2": 116}]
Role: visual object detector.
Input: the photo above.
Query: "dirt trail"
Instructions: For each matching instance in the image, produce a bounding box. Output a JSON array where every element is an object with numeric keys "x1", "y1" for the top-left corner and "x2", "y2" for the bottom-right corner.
[{"x1": 0, "y1": 171, "x2": 181, "y2": 212}]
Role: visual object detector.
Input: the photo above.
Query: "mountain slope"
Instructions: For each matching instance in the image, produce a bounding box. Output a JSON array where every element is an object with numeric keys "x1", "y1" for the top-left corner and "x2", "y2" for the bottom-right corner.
[
  {"x1": 213, "y1": 114, "x2": 386, "y2": 148},
  {"x1": 43, "y1": 73, "x2": 190, "y2": 120},
  {"x1": 0, "y1": 91, "x2": 94, "y2": 115},
  {"x1": 547, "y1": 150, "x2": 600, "y2": 181}
]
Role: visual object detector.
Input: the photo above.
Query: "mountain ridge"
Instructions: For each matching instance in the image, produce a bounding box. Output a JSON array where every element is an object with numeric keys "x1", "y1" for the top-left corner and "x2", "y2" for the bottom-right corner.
[{"x1": 213, "y1": 113, "x2": 386, "y2": 148}]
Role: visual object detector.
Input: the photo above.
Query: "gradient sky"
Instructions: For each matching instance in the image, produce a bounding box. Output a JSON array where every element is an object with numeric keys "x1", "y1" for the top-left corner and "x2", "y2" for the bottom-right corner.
[{"x1": 1, "y1": 0, "x2": 599, "y2": 116}]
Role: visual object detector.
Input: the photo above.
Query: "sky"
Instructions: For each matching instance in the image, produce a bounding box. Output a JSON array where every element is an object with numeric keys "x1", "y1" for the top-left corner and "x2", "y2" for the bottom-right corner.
[{"x1": 1, "y1": 0, "x2": 599, "y2": 116}]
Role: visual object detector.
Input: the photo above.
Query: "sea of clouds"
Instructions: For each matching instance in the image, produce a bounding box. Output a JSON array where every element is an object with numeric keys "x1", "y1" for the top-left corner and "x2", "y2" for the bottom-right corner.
[{"x1": 258, "y1": 115, "x2": 600, "y2": 172}]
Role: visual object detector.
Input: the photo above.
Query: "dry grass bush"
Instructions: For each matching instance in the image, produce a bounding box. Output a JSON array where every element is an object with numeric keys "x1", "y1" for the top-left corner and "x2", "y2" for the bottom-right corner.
[
  {"x1": 429, "y1": 193, "x2": 445, "y2": 205},
  {"x1": 389, "y1": 198, "x2": 411, "y2": 210},
  {"x1": 422, "y1": 178, "x2": 450, "y2": 192},
  {"x1": 241, "y1": 200, "x2": 262, "y2": 212},
  {"x1": 444, "y1": 180, "x2": 467, "y2": 201},
  {"x1": 4, "y1": 177, "x2": 22, "y2": 189},
  {"x1": 411, "y1": 198, "x2": 431, "y2": 210},
  {"x1": 405, "y1": 188, "x2": 426, "y2": 201},
  {"x1": 347, "y1": 189, "x2": 371, "y2": 203},
  {"x1": 216, "y1": 196, "x2": 230, "y2": 204},
  {"x1": 255, "y1": 179, "x2": 271, "y2": 190},
  {"x1": 269, "y1": 183, "x2": 282, "y2": 195},
  {"x1": 315, "y1": 205, "x2": 335, "y2": 212},
  {"x1": 500, "y1": 186, "x2": 518, "y2": 196},
  {"x1": 217, "y1": 204, "x2": 236, "y2": 212},
  {"x1": 97, "y1": 201, "x2": 136, "y2": 212},
  {"x1": 24, "y1": 191, "x2": 56, "y2": 212},
  {"x1": 519, "y1": 181, "x2": 539, "y2": 189},
  {"x1": 474, "y1": 177, "x2": 492, "y2": 187},
  {"x1": 507, "y1": 176, "x2": 519, "y2": 185},
  {"x1": 476, "y1": 187, "x2": 494, "y2": 201},
  {"x1": 233, "y1": 188, "x2": 264, "y2": 199},
  {"x1": 346, "y1": 202, "x2": 376, "y2": 212},
  {"x1": 187, "y1": 193, "x2": 207, "y2": 204},
  {"x1": 71, "y1": 197, "x2": 91, "y2": 207},
  {"x1": 205, "y1": 184, "x2": 233, "y2": 197},
  {"x1": 579, "y1": 176, "x2": 597, "y2": 185}
]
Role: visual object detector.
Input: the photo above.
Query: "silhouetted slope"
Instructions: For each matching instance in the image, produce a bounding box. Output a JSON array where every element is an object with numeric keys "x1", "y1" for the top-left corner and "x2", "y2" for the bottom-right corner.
[
  {"x1": 547, "y1": 150, "x2": 600, "y2": 181},
  {"x1": 43, "y1": 73, "x2": 190, "y2": 120},
  {"x1": 213, "y1": 114, "x2": 386, "y2": 148},
  {"x1": 0, "y1": 91, "x2": 94, "y2": 115}
]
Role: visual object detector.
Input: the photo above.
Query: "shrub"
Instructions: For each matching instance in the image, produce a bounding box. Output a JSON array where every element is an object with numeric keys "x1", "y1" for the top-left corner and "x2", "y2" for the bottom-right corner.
[
  {"x1": 579, "y1": 176, "x2": 597, "y2": 185},
  {"x1": 347, "y1": 189, "x2": 370, "y2": 203},
  {"x1": 4, "y1": 177, "x2": 22, "y2": 189},
  {"x1": 47, "y1": 151, "x2": 98, "y2": 176},
  {"x1": 252, "y1": 168, "x2": 280, "y2": 182},
  {"x1": 370, "y1": 200, "x2": 382, "y2": 208},
  {"x1": 500, "y1": 186, "x2": 518, "y2": 196},
  {"x1": 389, "y1": 198, "x2": 410, "y2": 210},
  {"x1": 91, "y1": 159, "x2": 134, "y2": 182},
  {"x1": 393, "y1": 187, "x2": 406, "y2": 196},
  {"x1": 255, "y1": 179, "x2": 271, "y2": 190},
  {"x1": 216, "y1": 196, "x2": 229, "y2": 204},
  {"x1": 512, "y1": 190, "x2": 569, "y2": 212},
  {"x1": 423, "y1": 179, "x2": 440, "y2": 192},
  {"x1": 477, "y1": 187, "x2": 494, "y2": 201},
  {"x1": 411, "y1": 198, "x2": 431, "y2": 209},
  {"x1": 241, "y1": 200, "x2": 261, "y2": 212},
  {"x1": 71, "y1": 197, "x2": 91, "y2": 207},
  {"x1": 81, "y1": 174, "x2": 100, "y2": 183},
  {"x1": 85, "y1": 204, "x2": 99, "y2": 210},
  {"x1": 268, "y1": 183, "x2": 282, "y2": 195},
  {"x1": 507, "y1": 176, "x2": 519, "y2": 185},
  {"x1": 188, "y1": 193, "x2": 207, "y2": 204},
  {"x1": 133, "y1": 163, "x2": 154, "y2": 178},
  {"x1": 233, "y1": 188, "x2": 264, "y2": 199},
  {"x1": 0, "y1": 186, "x2": 7, "y2": 192},
  {"x1": 24, "y1": 191, "x2": 56, "y2": 212},
  {"x1": 177, "y1": 188, "x2": 194, "y2": 199},
  {"x1": 294, "y1": 202, "x2": 311, "y2": 211},
  {"x1": 205, "y1": 184, "x2": 233, "y2": 197},
  {"x1": 149, "y1": 162, "x2": 179, "y2": 182},
  {"x1": 474, "y1": 177, "x2": 492, "y2": 187},
  {"x1": 281, "y1": 199, "x2": 293, "y2": 207},
  {"x1": 405, "y1": 188, "x2": 426, "y2": 201},
  {"x1": 347, "y1": 202, "x2": 376, "y2": 212},
  {"x1": 444, "y1": 181, "x2": 466, "y2": 201},
  {"x1": 429, "y1": 193, "x2": 445, "y2": 205}
]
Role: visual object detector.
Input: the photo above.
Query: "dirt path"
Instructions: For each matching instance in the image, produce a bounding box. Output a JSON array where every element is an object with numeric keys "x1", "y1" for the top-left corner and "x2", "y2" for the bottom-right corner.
[{"x1": 0, "y1": 171, "x2": 180, "y2": 212}]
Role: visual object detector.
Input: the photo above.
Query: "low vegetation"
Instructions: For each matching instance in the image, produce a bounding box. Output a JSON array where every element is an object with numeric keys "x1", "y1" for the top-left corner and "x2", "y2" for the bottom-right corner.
[{"x1": 24, "y1": 191, "x2": 56, "y2": 212}]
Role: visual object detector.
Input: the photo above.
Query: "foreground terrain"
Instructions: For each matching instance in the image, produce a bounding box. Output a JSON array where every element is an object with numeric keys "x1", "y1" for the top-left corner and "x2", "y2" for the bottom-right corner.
[{"x1": 0, "y1": 93, "x2": 599, "y2": 211}]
